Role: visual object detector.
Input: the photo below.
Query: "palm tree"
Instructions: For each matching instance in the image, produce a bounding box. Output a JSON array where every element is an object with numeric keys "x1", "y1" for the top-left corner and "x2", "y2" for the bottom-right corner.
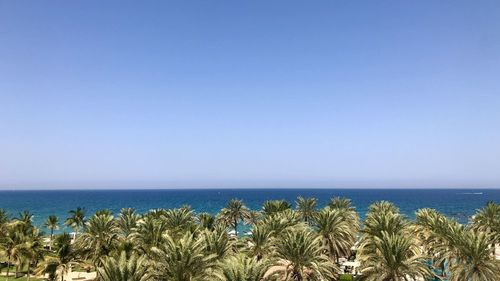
[
  {"x1": 261, "y1": 209, "x2": 301, "y2": 236},
  {"x1": 44, "y1": 215, "x2": 59, "y2": 250},
  {"x1": 415, "y1": 208, "x2": 449, "y2": 277},
  {"x1": 359, "y1": 231, "x2": 432, "y2": 281},
  {"x1": 295, "y1": 197, "x2": 317, "y2": 224},
  {"x1": 218, "y1": 199, "x2": 251, "y2": 236},
  {"x1": 328, "y1": 197, "x2": 359, "y2": 223},
  {"x1": 212, "y1": 254, "x2": 271, "y2": 281},
  {"x1": 0, "y1": 208, "x2": 9, "y2": 234},
  {"x1": 65, "y1": 207, "x2": 86, "y2": 238},
  {"x1": 362, "y1": 207, "x2": 407, "y2": 239},
  {"x1": 472, "y1": 201, "x2": 500, "y2": 251},
  {"x1": 134, "y1": 214, "x2": 167, "y2": 257},
  {"x1": 328, "y1": 197, "x2": 355, "y2": 211},
  {"x1": 98, "y1": 251, "x2": 150, "y2": 281},
  {"x1": 1, "y1": 228, "x2": 16, "y2": 280},
  {"x1": 198, "y1": 212, "x2": 216, "y2": 230},
  {"x1": 36, "y1": 233, "x2": 75, "y2": 281},
  {"x1": 202, "y1": 227, "x2": 233, "y2": 261},
  {"x1": 16, "y1": 210, "x2": 34, "y2": 234},
  {"x1": 246, "y1": 210, "x2": 262, "y2": 227},
  {"x1": 367, "y1": 200, "x2": 399, "y2": 215},
  {"x1": 271, "y1": 227, "x2": 337, "y2": 281},
  {"x1": 313, "y1": 208, "x2": 356, "y2": 263},
  {"x1": 22, "y1": 228, "x2": 45, "y2": 281},
  {"x1": 151, "y1": 232, "x2": 216, "y2": 281},
  {"x1": 163, "y1": 207, "x2": 197, "y2": 237},
  {"x1": 415, "y1": 207, "x2": 500, "y2": 280},
  {"x1": 247, "y1": 224, "x2": 274, "y2": 260},
  {"x1": 117, "y1": 208, "x2": 140, "y2": 239},
  {"x1": 447, "y1": 230, "x2": 500, "y2": 281},
  {"x1": 262, "y1": 200, "x2": 292, "y2": 217},
  {"x1": 76, "y1": 211, "x2": 119, "y2": 271}
]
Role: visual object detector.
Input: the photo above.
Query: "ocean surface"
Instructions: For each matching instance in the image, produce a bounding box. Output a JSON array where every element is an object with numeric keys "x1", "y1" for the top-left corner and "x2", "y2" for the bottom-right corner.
[{"x1": 1, "y1": 189, "x2": 499, "y2": 233}]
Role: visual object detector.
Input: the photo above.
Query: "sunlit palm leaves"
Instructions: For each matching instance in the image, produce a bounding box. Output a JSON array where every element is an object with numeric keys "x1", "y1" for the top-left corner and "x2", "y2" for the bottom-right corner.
[
  {"x1": 272, "y1": 227, "x2": 338, "y2": 281},
  {"x1": 359, "y1": 231, "x2": 431, "y2": 281},
  {"x1": 65, "y1": 207, "x2": 86, "y2": 237},
  {"x1": 218, "y1": 199, "x2": 251, "y2": 236},
  {"x1": 151, "y1": 232, "x2": 216, "y2": 281},
  {"x1": 295, "y1": 197, "x2": 317, "y2": 224},
  {"x1": 313, "y1": 208, "x2": 355, "y2": 262},
  {"x1": 212, "y1": 254, "x2": 271, "y2": 281},
  {"x1": 98, "y1": 251, "x2": 150, "y2": 281}
]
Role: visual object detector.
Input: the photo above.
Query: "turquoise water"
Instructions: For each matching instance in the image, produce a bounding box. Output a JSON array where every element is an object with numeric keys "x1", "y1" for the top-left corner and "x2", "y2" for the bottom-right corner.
[{"x1": 0, "y1": 188, "x2": 498, "y2": 233}]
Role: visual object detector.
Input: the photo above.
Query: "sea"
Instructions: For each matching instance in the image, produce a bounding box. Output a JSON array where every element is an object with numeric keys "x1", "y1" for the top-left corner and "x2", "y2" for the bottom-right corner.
[{"x1": 1, "y1": 188, "x2": 499, "y2": 233}]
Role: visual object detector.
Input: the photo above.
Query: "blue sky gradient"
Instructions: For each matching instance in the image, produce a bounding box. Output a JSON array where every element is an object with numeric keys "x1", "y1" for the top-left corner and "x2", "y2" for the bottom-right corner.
[{"x1": 1, "y1": 1, "x2": 499, "y2": 188}]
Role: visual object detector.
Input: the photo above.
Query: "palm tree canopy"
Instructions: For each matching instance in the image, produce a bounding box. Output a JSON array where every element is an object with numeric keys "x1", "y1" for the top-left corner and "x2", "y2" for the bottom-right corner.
[
  {"x1": 295, "y1": 197, "x2": 317, "y2": 223},
  {"x1": 359, "y1": 231, "x2": 432, "y2": 281},
  {"x1": 212, "y1": 254, "x2": 271, "y2": 281},
  {"x1": 98, "y1": 251, "x2": 150, "y2": 281},
  {"x1": 151, "y1": 232, "x2": 216, "y2": 281},
  {"x1": 44, "y1": 215, "x2": 59, "y2": 231}
]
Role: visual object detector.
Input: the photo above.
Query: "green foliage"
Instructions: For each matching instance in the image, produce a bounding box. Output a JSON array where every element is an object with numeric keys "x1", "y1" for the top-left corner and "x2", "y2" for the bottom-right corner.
[
  {"x1": 339, "y1": 274, "x2": 353, "y2": 281},
  {"x1": 1, "y1": 198, "x2": 499, "y2": 281}
]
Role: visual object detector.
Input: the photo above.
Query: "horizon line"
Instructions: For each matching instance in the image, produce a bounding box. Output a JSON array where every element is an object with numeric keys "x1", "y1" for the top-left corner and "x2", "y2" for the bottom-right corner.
[{"x1": 0, "y1": 186, "x2": 499, "y2": 191}]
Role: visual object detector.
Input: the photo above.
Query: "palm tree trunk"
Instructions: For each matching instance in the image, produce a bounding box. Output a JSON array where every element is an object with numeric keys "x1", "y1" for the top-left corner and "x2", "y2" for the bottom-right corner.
[
  {"x1": 50, "y1": 228, "x2": 54, "y2": 250},
  {"x1": 27, "y1": 259, "x2": 31, "y2": 281},
  {"x1": 234, "y1": 219, "x2": 238, "y2": 236},
  {"x1": 6, "y1": 259, "x2": 10, "y2": 281}
]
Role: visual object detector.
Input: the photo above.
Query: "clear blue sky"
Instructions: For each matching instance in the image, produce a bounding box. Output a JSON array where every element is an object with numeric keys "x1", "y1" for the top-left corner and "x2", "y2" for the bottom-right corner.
[{"x1": 1, "y1": 1, "x2": 499, "y2": 189}]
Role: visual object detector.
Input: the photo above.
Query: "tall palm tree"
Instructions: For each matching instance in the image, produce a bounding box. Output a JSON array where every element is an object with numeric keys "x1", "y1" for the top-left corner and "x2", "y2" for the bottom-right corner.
[
  {"x1": 359, "y1": 231, "x2": 432, "y2": 281},
  {"x1": 44, "y1": 215, "x2": 59, "y2": 250},
  {"x1": 212, "y1": 254, "x2": 271, "y2": 281},
  {"x1": 313, "y1": 208, "x2": 356, "y2": 263},
  {"x1": 151, "y1": 232, "x2": 216, "y2": 281},
  {"x1": 271, "y1": 228, "x2": 337, "y2": 281},
  {"x1": 65, "y1": 207, "x2": 86, "y2": 238},
  {"x1": 98, "y1": 251, "x2": 150, "y2": 281},
  {"x1": 295, "y1": 197, "x2": 317, "y2": 224},
  {"x1": 218, "y1": 199, "x2": 251, "y2": 236}
]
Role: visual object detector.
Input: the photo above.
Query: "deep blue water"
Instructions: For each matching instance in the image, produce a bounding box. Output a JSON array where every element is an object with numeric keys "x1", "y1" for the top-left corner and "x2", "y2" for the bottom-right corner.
[{"x1": 1, "y1": 189, "x2": 499, "y2": 233}]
